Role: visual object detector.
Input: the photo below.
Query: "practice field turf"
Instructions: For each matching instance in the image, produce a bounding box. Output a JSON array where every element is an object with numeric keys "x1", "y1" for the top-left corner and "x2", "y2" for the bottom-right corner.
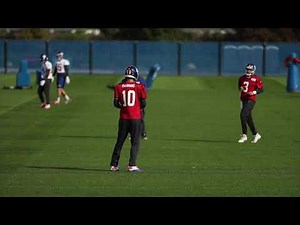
[{"x1": 0, "y1": 74, "x2": 299, "y2": 196}]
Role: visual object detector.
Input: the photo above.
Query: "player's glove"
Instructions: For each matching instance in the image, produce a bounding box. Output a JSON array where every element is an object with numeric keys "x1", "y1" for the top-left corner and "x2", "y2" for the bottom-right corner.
[
  {"x1": 66, "y1": 76, "x2": 70, "y2": 84},
  {"x1": 40, "y1": 80, "x2": 45, "y2": 86}
]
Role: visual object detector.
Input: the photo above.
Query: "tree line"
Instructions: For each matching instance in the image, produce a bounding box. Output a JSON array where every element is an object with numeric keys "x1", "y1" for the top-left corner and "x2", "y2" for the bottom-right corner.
[{"x1": 0, "y1": 28, "x2": 299, "y2": 42}]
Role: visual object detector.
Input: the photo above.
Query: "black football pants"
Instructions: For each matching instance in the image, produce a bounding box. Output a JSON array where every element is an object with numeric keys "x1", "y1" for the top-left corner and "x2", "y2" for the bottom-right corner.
[
  {"x1": 240, "y1": 100, "x2": 257, "y2": 135},
  {"x1": 37, "y1": 79, "x2": 51, "y2": 104},
  {"x1": 110, "y1": 119, "x2": 142, "y2": 167},
  {"x1": 141, "y1": 109, "x2": 146, "y2": 137}
]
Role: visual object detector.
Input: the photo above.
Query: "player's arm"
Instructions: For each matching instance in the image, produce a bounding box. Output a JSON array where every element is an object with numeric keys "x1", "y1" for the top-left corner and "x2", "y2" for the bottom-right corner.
[
  {"x1": 139, "y1": 85, "x2": 147, "y2": 109},
  {"x1": 53, "y1": 66, "x2": 57, "y2": 77},
  {"x1": 238, "y1": 78, "x2": 243, "y2": 91},
  {"x1": 255, "y1": 77, "x2": 264, "y2": 94},
  {"x1": 249, "y1": 78, "x2": 264, "y2": 95},
  {"x1": 255, "y1": 87, "x2": 264, "y2": 94},
  {"x1": 113, "y1": 87, "x2": 121, "y2": 108},
  {"x1": 64, "y1": 65, "x2": 71, "y2": 84},
  {"x1": 140, "y1": 98, "x2": 146, "y2": 109},
  {"x1": 64, "y1": 65, "x2": 69, "y2": 77},
  {"x1": 249, "y1": 88, "x2": 264, "y2": 95},
  {"x1": 64, "y1": 60, "x2": 70, "y2": 77},
  {"x1": 113, "y1": 98, "x2": 122, "y2": 109}
]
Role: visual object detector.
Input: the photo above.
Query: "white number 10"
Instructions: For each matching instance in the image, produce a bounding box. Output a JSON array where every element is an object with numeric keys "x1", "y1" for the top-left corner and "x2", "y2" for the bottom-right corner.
[{"x1": 122, "y1": 90, "x2": 135, "y2": 106}]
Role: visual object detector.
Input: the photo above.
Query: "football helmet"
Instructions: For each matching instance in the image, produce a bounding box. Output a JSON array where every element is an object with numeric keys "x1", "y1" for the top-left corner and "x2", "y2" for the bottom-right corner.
[
  {"x1": 245, "y1": 63, "x2": 256, "y2": 76},
  {"x1": 124, "y1": 65, "x2": 139, "y2": 80},
  {"x1": 40, "y1": 54, "x2": 48, "y2": 62},
  {"x1": 56, "y1": 51, "x2": 64, "y2": 61}
]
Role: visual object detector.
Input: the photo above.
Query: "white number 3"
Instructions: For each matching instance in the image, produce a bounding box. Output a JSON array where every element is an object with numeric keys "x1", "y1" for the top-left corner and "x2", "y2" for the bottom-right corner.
[{"x1": 243, "y1": 81, "x2": 249, "y2": 92}]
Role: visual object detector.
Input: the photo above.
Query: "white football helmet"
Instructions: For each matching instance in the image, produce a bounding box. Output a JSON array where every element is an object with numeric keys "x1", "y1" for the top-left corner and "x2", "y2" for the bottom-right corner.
[
  {"x1": 245, "y1": 63, "x2": 256, "y2": 76},
  {"x1": 40, "y1": 54, "x2": 48, "y2": 62}
]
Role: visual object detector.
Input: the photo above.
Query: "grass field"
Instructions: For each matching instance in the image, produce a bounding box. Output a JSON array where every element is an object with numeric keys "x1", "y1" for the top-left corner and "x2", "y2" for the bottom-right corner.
[{"x1": 0, "y1": 73, "x2": 299, "y2": 196}]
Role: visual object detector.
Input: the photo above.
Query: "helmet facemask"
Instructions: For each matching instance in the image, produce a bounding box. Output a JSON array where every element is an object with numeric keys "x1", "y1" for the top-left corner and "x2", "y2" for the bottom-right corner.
[
  {"x1": 56, "y1": 52, "x2": 64, "y2": 61},
  {"x1": 245, "y1": 64, "x2": 256, "y2": 76},
  {"x1": 40, "y1": 54, "x2": 48, "y2": 62}
]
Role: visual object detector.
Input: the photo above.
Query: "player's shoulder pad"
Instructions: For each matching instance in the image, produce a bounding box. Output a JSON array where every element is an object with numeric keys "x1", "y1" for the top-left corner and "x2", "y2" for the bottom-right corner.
[
  {"x1": 63, "y1": 59, "x2": 70, "y2": 65},
  {"x1": 45, "y1": 61, "x2": 52, "y2": 67}
]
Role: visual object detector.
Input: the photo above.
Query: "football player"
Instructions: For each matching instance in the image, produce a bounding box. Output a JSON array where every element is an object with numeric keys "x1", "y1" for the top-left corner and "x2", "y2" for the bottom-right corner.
[
  {"x1": 237, "y1": 63, "x2": 264, "y2": 143},
  {"x1": 110, "y1": 65, "x2": 147, "y2": 172},
  {"x1": 53, "y1": 51, "x2": 71, "y2": 104},
  {"x1": 37, "y1": 54, "x2": 54, "y2": 109},
  {"x1": 107, "y1": 71, "x2": 150, "y2": 140}
]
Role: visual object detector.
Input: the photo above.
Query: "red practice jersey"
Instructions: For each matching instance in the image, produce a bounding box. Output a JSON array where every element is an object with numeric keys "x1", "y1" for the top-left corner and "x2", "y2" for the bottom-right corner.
[
  {"x1": 114, "y1": 80, "x2": 147, "y2": 119},
  {"x1": 238, "y1": 75, "x2": 263, "y2": 102}
]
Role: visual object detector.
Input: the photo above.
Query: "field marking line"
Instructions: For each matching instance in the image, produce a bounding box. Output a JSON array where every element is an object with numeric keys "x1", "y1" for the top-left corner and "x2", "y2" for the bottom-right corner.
[{"x1": 0, "y1": 95, "x2": 37, "y2": 117}]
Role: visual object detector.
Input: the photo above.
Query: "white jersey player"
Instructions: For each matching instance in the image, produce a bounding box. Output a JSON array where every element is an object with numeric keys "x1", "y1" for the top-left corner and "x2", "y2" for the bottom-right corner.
[{"x1": 53, "y1": 51, "x2": 71, "y2": 104}]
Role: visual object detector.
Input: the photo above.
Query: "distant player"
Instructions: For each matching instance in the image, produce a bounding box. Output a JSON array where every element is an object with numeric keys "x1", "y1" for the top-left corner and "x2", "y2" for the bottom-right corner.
[
  {"x1": 53, "y1": 51, "x2": 71, "y2": 104},
  {"x1": 37, "y1": 54, "x2": 54, "y2": 109},
  {"x1": 110, "y1": 65, "x2": 147, "y2": 172},
  {"x1": 237, "y1": 63, "x2": 264, "y2": 143}
]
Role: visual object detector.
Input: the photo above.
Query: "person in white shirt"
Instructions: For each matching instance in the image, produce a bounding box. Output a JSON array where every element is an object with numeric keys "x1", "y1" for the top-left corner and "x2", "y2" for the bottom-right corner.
[{"x1": 53, "y1": 51, "x2": 71, "y2": 104}]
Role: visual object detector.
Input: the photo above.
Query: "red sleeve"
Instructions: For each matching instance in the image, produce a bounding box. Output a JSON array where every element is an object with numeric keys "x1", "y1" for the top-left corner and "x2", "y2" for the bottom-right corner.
[
  {"x1": 140, "y1": 85, "x2": 147, "y2": 99},
  {"x1": 114, "y1": 84, "x2": 120, "y2": 100},
  {"x1": 256, "y1": 76, "x2": 263, "y2": 89},
  {"x1": 238, "y1": 76, "x2": 243, "y2": 90}
]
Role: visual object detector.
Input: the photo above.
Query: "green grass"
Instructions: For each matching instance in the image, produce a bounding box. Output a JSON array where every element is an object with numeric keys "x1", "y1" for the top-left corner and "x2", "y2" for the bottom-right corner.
[{"x1": 0, "y1": 73, "x2": 299, "y2": 196}]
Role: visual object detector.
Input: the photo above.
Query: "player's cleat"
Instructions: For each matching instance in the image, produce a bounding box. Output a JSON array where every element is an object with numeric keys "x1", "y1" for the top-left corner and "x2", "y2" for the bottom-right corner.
[
  {"x1": 110, "y1": 166, "x2": 119, "y2": 171},
  {"x1": 127, "y1": 166, "x2": 143, "y2": 172},
  {"x1": 65, "y1": 99, "x2": 71, "y2": 104},
  {"x1": 54, "y1": 100, "x2": 60, "y2": 105},
  {"x1": 142, "y1": 133, "x2": 148, "y2": 140},
  {"x1": 251, "y1": 133, "x2": 261, "y2": 143},
  {"x1": 40, "y1": 103, "x2": 46, "y2": 108},
  {"x1": 44, "y1": 104, "x2": 51, "y2": 109},
  {"x1": 238, "y1": 134, "x2": 247, "y2": 143}
]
